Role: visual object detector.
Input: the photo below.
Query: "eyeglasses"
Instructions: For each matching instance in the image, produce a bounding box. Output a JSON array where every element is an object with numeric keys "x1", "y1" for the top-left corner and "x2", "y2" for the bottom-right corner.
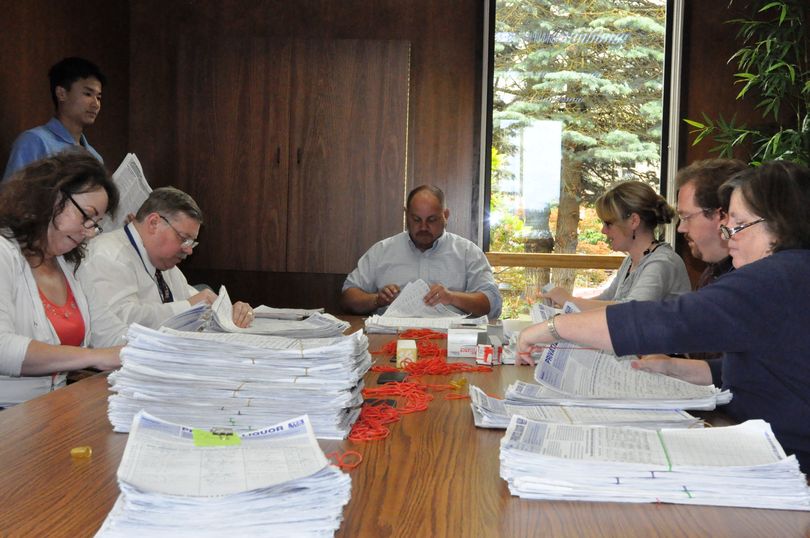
[
  {"x1": 677, "y1": 208, "x2": 716, "y2": 224},
  {"x1": 159, "y1": 215, "x2": 199, "y2": 249},
  {"x1": 66, "y1": 193, "x2": 103, "y2": 234},
  {"x1": 719, "y1": 218, "x2": 765, "y2": 240}
]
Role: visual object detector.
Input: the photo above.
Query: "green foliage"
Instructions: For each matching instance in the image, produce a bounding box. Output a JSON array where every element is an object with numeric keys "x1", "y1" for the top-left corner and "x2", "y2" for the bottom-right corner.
[{"x1": 685, "y1": 0, "x2": 809, "y2": 164}]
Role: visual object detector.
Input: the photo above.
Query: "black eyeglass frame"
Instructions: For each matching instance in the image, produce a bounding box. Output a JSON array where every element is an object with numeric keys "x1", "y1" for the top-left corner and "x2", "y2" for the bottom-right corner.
[{"x1": 65, "y1": 193, "x2": 103, "y2": 235}]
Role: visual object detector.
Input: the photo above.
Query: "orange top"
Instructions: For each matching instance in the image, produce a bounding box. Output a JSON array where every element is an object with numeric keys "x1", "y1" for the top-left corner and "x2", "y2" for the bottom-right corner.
[{"x1": 39, "y1": 279, "x2": 85, "y2": 347}]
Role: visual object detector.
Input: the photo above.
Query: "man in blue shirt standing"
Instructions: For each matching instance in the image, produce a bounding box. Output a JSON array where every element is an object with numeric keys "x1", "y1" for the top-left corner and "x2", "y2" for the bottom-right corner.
[{"x1": 3, "y1": 57, "x2": 105, "y2": 181}]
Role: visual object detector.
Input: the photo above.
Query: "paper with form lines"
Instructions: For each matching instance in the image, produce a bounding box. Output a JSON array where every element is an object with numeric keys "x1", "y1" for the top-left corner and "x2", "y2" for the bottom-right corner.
[
  {"x1": 500, "y1": 416, "x2": 810, "y2": 510},
  {"x1": 383, "y1": 279, "x2": 465, "y2": 318}
]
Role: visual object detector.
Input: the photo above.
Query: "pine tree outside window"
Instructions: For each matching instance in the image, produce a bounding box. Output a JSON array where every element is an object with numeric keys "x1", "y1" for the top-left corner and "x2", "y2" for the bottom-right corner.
[{"x1": 486, "y1": 0, "x2": 676, "y2": 317}]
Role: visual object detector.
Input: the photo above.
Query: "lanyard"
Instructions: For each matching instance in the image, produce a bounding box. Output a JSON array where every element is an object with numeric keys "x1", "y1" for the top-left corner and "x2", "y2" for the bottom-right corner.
[{"x1": 124, "y1": 225, "x2": 173, "y2": 303}]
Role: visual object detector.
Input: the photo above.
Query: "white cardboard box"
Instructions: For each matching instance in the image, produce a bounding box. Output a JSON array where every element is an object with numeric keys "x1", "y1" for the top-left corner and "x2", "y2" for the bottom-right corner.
[{"x1": 447, "y1": 328, "x2": 482, "y2": 358}]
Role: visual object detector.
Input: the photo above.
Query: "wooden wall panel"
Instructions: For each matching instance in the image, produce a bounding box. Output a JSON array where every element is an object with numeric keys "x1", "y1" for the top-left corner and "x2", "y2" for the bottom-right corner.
[
  {"x1": 286, "y1": 39, "x2": 410, "y2": 273},
  {"x1": 129, "y1": 0, "x2": 482, "y2": 238},
  {"x1": 0, "y1": 0, "x2": 129, "y2": 175},
  {"x1": 679, "y1": 1, "x2": 760, "y2": 165},
  {"x1": 176, "y1": 37, "x2": 290, "y2": 272},
  {"x1": 129, "y1": 0, "x2": 482, "y2": 308}
]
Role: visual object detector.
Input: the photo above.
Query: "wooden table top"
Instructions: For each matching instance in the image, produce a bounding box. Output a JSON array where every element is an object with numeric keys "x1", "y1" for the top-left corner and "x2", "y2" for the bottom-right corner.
[{"x1": 1, "y1": 330, "x2": 809, "y2": 537}]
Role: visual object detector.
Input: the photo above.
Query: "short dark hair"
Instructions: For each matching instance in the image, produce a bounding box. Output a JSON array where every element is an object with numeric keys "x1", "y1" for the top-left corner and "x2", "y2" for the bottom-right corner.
[
  {"x1": 676, "y1": 158, "x2": 748, "y2": 211},
  {"x1": 0, "y1": 150, "x2": 118, "y2": 269},
  {"x1": 406, "y1": 185, "x2": 445, "y2": 210},
  {"x1": 48, "y1": 57, "x2": 106, "y2": 109},
  {"x1": 135, "y1": 187, "x2": 203, "y2": 223},
  {"x1": 719, "y1": 161, "x2": 810, "y2": 252}
]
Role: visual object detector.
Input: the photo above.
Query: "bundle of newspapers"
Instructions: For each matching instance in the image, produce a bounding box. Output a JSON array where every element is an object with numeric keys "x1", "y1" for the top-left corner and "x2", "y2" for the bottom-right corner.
[
  {"x1": 364, "y1": 279, "x2": 487, "y2": 333},
  {"x1": 500, "y1": 416, "x2": 810, "y2": 510},
  {"x1": 164, "y1": 288, "x2": 349, "y2": 338},
  {"x1": 108, "y1": 324, "x2": 371, "y2": 439},
  {"x1": 505, "y1": 342, "x2": 731, "y2": 411},
  {"x1": 469, "y1": 385, "x2": 702, "y2": 430},
  {"x1": 96, "y1": 412, "x2": 352, "y2": 537}
]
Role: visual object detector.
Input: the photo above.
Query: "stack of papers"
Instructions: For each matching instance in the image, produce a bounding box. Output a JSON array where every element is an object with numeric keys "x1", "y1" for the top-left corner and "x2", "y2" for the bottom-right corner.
[
  {"x1": 162, "y1": 287, "x2": 349, "y2": 338},
  {"x1": 469, "y1": 385, "x2": 701, "y2": 430},
  {"x1": 365, "y1": 279, "x2": 485, "y2": 333},
  {"x1": 506, "y1": 343, "x2": 732, "y2": 410},
  {"x1": 97, "y1": 412, "x2": 351, "y2": 537},
  {"x1": 254, "y1": 306, "x2": 325, "y2": 320},
  {"x1": 500, "y1": 416, "x2": 810, "y2": 510},
  {"x1": 108, "y1": 324, "x2": 372, "y2": 438}
]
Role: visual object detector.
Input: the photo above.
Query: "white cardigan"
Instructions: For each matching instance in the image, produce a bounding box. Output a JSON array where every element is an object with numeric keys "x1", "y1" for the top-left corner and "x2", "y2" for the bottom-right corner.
[{"x1": 0, "y1": 235, "x2": 127, "y2": 406}]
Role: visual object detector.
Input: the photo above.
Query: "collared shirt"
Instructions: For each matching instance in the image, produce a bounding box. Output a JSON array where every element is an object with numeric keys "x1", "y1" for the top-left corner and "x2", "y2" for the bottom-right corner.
[
  {"x1": 3, "y1": 117, "x2": 103, "y2": 180},
  {"x1": 76, "y1": 223, "x2": 199, "y2": 328},
  {"x1": 342, "y1": 231, "x2": 502, "y2": 318}
]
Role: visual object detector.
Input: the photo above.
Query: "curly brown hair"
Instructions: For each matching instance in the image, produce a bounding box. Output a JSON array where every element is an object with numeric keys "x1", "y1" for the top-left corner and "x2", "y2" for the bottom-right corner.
[{"x1": 0, "y1": 150, "x2": 119, "y2": 269}]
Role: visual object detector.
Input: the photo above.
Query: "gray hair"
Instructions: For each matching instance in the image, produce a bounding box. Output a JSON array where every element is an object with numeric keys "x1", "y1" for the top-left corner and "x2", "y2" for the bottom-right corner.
[{"x1": 135, "y1": 186, "x2": 203, "y2": 223}]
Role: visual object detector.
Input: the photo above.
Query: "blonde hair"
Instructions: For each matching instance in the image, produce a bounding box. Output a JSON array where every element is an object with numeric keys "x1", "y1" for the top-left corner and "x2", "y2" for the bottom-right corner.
[{"x1": 595, "y1": 181, "x2": 674, "y2": 237}]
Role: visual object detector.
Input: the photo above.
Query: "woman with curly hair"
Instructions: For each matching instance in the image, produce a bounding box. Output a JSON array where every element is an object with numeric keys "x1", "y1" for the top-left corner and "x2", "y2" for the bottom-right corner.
[{"x1": 0, "y1": 150, "x2": 126, "y2": 406}]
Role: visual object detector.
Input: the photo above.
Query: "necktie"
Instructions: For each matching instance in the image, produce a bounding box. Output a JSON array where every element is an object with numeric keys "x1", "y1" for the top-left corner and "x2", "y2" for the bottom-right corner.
[{"x1": 155, "y1": 269, "x2": 174, "y2": 304}]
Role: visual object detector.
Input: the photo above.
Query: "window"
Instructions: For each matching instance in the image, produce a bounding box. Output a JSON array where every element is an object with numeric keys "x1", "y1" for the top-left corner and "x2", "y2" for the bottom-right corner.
[{"x1": 484, "y1": 0, "x2": 679, "y2": 316}]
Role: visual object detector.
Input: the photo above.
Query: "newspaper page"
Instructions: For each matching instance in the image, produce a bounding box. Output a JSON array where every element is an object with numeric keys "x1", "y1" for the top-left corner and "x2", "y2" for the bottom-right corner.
[{"x1": 101, "y1": 153, "x2": 152, "y2": 231}]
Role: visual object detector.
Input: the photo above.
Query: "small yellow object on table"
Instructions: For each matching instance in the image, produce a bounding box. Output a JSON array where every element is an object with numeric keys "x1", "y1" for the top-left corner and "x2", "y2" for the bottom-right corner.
[{"x1": 70, "y1": 446, "x2": 92, "y2": 458}]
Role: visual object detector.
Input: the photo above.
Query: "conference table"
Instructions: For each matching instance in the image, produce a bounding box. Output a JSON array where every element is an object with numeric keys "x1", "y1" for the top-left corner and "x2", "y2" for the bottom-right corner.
[{"x1": 1, "y1": 319, "x2": 809, "y2": 537}]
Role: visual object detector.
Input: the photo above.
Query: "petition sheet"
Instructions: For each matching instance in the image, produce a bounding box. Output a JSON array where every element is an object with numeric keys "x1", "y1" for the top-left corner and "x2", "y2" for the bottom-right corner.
[
  {"x1": 534, "y1": 344, "x2": 721, "y2": 400},
  {"x1": 383, "y1": 279, "x2": 465, "y2": 318},
  {"x1": 117, "y1": 411, "x2": 328, "y2": 496}
]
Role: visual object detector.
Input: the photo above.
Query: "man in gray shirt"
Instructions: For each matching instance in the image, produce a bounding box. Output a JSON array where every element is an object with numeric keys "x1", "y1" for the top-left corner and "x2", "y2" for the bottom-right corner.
[{"x1": 341, "y1": 185, "x2": 502, "y2": 318}]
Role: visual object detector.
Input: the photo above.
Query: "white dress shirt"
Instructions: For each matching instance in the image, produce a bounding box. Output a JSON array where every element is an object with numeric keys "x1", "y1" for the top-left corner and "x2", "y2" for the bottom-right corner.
[{"x1": 77, "y1": 223, "x2": 199, "y2": 328}]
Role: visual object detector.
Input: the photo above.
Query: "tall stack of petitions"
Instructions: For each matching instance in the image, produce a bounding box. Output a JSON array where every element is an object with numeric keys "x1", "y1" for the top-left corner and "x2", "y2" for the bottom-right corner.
[
  {"x1": 108, "y1": 324, "x2": 371, "y2": 439},
  {"x1": 505, "y1": 343, "x2": 731, "y2": 410},
  {"x1": 96, "y1": 412, "x2": 352, "y2": 537},
  {"x1": 500, "y1": 416, "x2": 810, "y2": 510}
]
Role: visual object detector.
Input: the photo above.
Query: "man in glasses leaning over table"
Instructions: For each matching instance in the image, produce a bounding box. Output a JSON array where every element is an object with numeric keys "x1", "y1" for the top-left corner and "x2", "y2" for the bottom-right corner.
[{"x1": 77, "y1": 187, "x2": 254, "y2": 329}]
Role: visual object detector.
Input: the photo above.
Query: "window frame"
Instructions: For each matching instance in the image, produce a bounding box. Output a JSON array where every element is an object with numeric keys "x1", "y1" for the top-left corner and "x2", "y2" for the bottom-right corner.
[{"x1": 479, "y1": 0, "x2": 684, "y2": 264}]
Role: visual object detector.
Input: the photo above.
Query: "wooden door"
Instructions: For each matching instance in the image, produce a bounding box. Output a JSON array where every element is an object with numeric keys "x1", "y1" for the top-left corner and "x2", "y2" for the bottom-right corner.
[
  {"x1": 176, "y1": 37, "x2": 291, "y2": 271},
  {"x1": 286, "y1": 39, "x2": 411, "y2": 273}
]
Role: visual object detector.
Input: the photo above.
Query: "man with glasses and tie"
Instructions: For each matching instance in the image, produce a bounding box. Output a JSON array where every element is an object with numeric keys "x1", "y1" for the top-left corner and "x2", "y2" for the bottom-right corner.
[
  {"x1": 77, "y1": 187, "x2": 254, "y2": 328},
  {"x1": 674, "y1": 159, "x2": 748, "y2": 289}
]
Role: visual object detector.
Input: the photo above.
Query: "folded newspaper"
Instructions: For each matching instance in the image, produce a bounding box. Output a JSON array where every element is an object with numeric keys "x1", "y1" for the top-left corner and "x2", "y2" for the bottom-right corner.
[{"x1": 99, "y1": 153, "x2": 152, "y2": 232}]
